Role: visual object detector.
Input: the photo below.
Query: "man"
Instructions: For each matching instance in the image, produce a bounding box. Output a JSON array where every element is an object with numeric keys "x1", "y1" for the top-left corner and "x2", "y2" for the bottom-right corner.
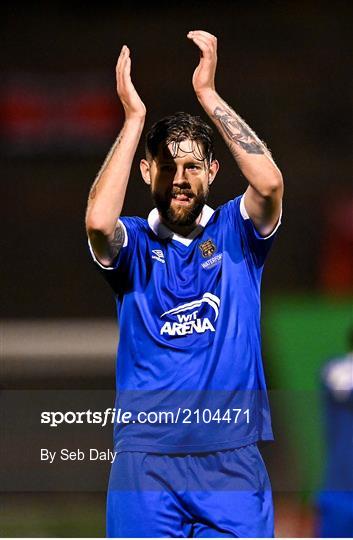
[
  {"x1": 315, "y1": 329, "x2": 353, "y2": 537},
  {"x1": 86, "y1": 30, "x2": 283, "y2": 538}
]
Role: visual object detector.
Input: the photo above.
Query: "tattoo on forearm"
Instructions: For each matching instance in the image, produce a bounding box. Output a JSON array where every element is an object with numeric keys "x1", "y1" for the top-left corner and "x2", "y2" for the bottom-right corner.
[
  {"x1": 109, "y1": 222, "x2": 125, "y2": 257},
  {"x1": 88, "y1": 130, "x2": 125, "y2": 201},
  {"x1": 214, "y1": 106, "x2": 270, "y2": 157}
]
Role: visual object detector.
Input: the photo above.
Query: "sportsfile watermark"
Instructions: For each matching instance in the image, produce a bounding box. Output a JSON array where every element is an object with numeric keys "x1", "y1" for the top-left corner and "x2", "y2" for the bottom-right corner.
[
  {"x1": 3, "y1": 389, "x2": 352, "y2": 492},
  {"x1": 41, "y1": 407, "x2": 251, "y2": 427}
]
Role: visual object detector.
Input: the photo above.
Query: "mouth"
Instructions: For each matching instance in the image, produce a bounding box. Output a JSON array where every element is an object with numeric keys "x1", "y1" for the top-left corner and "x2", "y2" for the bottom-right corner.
[{"x1": 171, "y1": 192, "x2": 193, "y2": 206}]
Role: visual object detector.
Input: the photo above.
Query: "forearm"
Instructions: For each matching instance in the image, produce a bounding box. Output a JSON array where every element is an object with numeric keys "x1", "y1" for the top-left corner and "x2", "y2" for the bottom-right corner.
[
  {"x1": 197, "y1": 89, "x2": 282, "y2": 197},
  {"x1": 85, "y1": 116, "x2": 145, "y2": 235}
]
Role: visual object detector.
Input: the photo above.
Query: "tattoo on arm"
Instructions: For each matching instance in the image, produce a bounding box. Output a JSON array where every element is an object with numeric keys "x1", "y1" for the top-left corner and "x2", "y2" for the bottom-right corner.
[
  {"x1": 88, "y1": 130, "x2": 125, "y2": 201},
  {"x1": 108, "y1": 222, "x2": 125, "y2": 259},
  {"x1": 214, "y1": 106, "x2": 271, "y2": 158}
]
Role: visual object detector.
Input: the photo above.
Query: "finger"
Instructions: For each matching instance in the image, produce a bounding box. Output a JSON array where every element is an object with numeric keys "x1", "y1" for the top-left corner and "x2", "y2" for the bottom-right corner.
[
  {"x1": 188, "y1": 35, "x2": 215, "y2": 59},
  {"x1": 188, "y1": 34, "x2": 209, "y2": 50},
  {"x1": 188, "y1": 30, "x2": 217, "y2": 43},
  {"x1": 117, "y1": 57, "x2": 129, "y2": 94},
  {"x1": 117, "y1": 47, "x2": 130, "y2": 86},
  {"x1": 187, "y1": 31, "x2": 215, "y2": 48},
  {"x1": 117, "y1": 45, "x2": 130, "y2": 77},
  {"x1": 116, "y1": 44, "x2": 128, "y2": 72},
  {"x1": 187, "y1": 31, "x2": 217, "y2": 52},
  {"x1": 122, "y1": 56, "x2": 132, "y2": 87},
  {"x1": 120, "y1": 57, "x2": 135, "y2": 98}
]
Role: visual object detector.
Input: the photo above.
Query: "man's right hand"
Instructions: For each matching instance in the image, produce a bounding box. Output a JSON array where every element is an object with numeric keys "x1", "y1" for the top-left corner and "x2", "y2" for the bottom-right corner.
[
  {"x1": 116, "y1": 45, "x2": 146, "y2": 120},
  {"x1": 86, "y1": 45, "x2": 146, "y2": 266}
]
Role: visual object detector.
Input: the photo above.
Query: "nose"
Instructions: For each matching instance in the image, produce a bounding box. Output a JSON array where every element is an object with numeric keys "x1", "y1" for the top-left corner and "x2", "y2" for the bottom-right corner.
[{"x1": 173, "y1": 167, "x2": 189, "y2": 186}]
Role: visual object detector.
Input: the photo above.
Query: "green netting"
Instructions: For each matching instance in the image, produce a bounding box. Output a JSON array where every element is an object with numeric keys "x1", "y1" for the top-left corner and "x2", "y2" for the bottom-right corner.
[{"x1": 263, "y1": 294, "x2": 352, "y2": 493}]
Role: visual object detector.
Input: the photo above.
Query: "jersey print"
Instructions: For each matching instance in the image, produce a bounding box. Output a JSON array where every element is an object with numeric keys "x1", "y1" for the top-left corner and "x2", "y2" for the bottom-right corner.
[{"x1": 89, "y1": 194, "x2": 281, "y2": 453}]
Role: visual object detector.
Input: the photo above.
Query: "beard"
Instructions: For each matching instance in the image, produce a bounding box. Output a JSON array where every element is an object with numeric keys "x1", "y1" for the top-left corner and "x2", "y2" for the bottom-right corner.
[{"x1": 152, "y1": 187, "x2": 208, "y2": 227}]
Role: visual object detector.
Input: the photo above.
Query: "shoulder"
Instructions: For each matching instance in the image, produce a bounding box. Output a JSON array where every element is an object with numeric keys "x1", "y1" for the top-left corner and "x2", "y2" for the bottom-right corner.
[
  {"x1": 119, "y1": 216, "x2": 149, "y2": 238},
  {"x1": 120, "y1": 216, "x2": 148, "y2": 229},
  {"x1": 217, "y1": 195, "x2": 243, "y2": 215},
  {"x1": 212, "y1": 195, "x2": 243, "y2": 226}
]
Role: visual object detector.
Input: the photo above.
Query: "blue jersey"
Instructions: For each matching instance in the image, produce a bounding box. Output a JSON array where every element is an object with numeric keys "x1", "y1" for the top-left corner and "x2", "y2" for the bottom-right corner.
[
  {"x1": 321, "y1": 354, "x2": 353, "y2": 491},
  {"x1": 90, "y1": 194, "x2": 280, "y2": 453}
]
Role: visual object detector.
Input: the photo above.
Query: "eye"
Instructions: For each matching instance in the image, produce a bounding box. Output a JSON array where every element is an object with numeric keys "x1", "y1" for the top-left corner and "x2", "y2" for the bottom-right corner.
[
  {"x1": 160, "y1": 164, "x2": 175, "y2": 172},
  {"x1": 187, "y1": 164, "x2": 200, "y2": 170}
]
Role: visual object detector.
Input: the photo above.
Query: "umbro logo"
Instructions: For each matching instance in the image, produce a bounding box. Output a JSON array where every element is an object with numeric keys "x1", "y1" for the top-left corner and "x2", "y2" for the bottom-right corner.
[{"x1": 152, "y1": 249, "x2": 165, "y2": 264}]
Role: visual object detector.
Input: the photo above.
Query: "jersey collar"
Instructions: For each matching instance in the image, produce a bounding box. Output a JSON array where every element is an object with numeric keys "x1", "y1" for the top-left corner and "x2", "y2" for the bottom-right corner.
[{"x1": 147, "y1": 205, "x2": 214, "y2": 246}]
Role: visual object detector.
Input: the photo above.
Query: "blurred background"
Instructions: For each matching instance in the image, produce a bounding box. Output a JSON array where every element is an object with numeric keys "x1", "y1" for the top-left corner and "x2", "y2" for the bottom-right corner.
[{"x1": 1, "y1": 0, "x2": 352, "y2": 537}]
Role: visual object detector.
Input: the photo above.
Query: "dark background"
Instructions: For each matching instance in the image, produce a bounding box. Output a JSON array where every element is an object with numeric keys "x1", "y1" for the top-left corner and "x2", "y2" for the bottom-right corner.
[
  {"x1": 2, "y1": 0, "x2": 351, "y2": 318},
  {"x1": 1, "y1": 1, "x2": 352, "y2": 537}
]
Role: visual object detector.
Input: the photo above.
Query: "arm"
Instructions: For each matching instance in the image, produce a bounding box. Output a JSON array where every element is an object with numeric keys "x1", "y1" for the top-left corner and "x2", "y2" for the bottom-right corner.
[
  {"x1": 85, "y1": 45, "x2": 146, "y2": 266},
  {"x1": 187, "y1": 30, "x2": 283, "y2": 236}
]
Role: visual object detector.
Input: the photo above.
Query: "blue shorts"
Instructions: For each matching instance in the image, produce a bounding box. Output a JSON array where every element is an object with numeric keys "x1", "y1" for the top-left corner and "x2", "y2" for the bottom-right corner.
[{"x1": 106, "y1": 444, "x2": 274, "y2": 537}]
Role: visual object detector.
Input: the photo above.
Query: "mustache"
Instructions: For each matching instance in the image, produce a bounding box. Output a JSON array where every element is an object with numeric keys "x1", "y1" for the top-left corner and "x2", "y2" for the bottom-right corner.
[{"x1": 171, "y1": 188, "x2": 194, "y2": 197}]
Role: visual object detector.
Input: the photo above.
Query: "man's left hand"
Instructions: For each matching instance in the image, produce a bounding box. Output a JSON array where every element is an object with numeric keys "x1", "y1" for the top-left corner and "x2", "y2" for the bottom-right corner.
[{"x1": 187, "y1": 30, "x2": 217, "y2": 98}]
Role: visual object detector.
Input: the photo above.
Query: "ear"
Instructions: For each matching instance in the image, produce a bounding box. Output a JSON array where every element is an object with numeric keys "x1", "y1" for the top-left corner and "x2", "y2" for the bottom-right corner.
[
  {"x1": 140, "y1": 159, "x2": 151, "y2": 185},
  {"x1": 207, "y1": 159, "x2": 219, "y2": 186}
]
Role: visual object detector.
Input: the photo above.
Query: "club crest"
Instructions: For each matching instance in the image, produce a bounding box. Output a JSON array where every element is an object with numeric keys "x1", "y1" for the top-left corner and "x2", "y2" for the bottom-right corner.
[{"x1": 199, "y1": 239, "x2": 217, "y2": 258}]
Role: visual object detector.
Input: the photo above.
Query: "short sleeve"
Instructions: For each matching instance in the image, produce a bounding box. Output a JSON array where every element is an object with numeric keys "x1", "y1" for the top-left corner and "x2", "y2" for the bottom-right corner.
[
  {"x1": 226, "y1": 194, "x2": 281, "y2": 268},
  {"x1": 88, "y1": 216, "x2": 140, "y2": 293}
]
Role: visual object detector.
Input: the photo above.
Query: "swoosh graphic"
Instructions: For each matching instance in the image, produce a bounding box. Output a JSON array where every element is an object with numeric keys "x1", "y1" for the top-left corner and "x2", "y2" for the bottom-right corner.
[{"x1": 160, "y1": 293, "x2": 220, "y2": 321}]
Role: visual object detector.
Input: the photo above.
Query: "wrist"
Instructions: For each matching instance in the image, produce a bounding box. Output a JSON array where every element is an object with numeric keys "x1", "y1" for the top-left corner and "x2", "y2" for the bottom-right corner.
[
  {"x1": 124, "y1": 114, "x2": 146, "y2": 127},
  {"x1": 195, "y1": 87, "x2": 217, "y2": 103}
]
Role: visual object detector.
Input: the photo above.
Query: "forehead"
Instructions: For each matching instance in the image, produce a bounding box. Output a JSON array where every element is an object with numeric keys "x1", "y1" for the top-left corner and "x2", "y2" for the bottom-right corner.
[{"x1": 156, "y1": 139, "x2": 205, "y2": 162}]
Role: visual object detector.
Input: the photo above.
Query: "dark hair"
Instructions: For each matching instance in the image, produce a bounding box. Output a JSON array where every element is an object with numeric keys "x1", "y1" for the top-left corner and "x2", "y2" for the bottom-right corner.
[{"x1": 145, "y1": 112, "x2": 215, "y2": 164}]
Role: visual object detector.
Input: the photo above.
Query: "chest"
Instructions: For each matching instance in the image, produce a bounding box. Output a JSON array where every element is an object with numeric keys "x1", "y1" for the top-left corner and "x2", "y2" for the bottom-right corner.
[{"x1": 146, "y1": 231, "x2": 224, "y2": 294}]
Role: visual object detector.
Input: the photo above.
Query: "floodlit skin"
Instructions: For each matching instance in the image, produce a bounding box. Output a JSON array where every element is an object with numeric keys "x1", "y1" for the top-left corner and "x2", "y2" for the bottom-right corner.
[
  {"x1": 140, "y1": 139, "x2": 219, "y2": 236},
  {"x1": 85, "y1": 30, "x2": 283, "y2": 266},
  {"x1": 85, "y1": 30, "x2": 283, "y2": 538}
]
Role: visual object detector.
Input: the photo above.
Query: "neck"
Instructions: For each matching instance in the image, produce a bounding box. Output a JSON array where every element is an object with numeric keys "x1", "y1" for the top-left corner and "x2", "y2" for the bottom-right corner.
[{"x1": 161, "y1": 210, "x2": 203, "y2": 237}]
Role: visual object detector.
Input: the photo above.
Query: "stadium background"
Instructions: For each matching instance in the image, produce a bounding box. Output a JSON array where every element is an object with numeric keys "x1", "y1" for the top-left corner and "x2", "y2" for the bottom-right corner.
[{"x1": 1, "y1": 1, "x2": 352, "y2": 536}]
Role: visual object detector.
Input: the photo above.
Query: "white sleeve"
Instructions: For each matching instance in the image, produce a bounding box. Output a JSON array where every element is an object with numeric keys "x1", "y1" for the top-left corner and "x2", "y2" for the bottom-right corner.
[{"x1": 240, "y1": 193, "x2": 282, "y2": 240}]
